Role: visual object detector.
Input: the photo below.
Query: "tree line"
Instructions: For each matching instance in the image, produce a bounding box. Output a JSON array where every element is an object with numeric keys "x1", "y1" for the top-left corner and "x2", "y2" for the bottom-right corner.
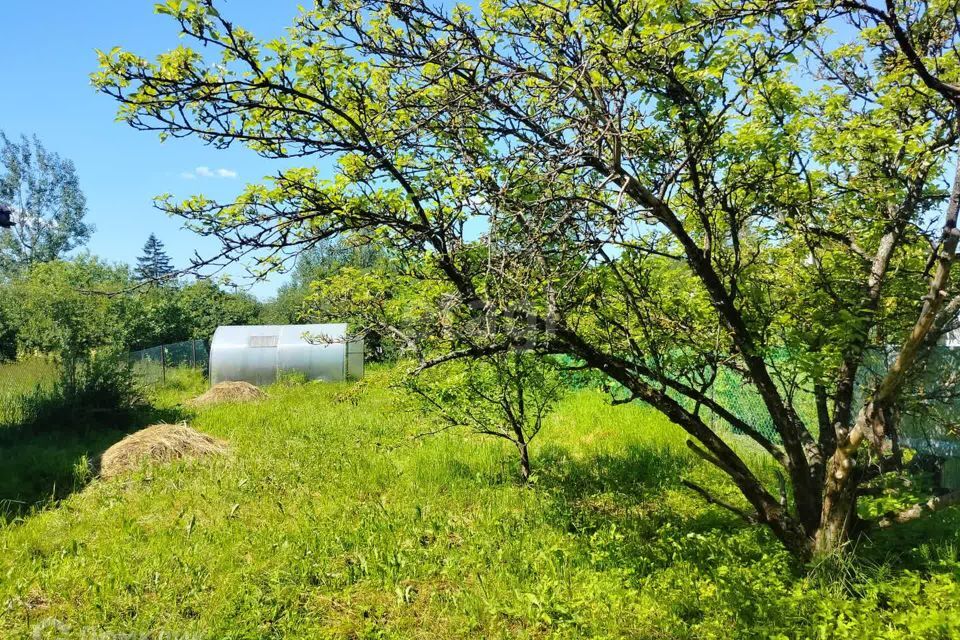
[
  {"x1": 0, "y1": 131, "x2": 384, "y2": 362},
  {"x1": 0, "y1": 243, "x2": 373, "y2": 362}
]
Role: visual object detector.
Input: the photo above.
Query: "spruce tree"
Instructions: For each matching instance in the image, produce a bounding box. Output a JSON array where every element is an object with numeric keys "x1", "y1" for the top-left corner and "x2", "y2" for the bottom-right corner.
[{"x1": 134, "y1": 233, "x2": 174, "y2": 282}]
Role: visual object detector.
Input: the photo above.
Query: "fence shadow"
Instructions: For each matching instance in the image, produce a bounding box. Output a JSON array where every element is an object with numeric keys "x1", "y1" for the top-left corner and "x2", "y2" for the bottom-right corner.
[{"x1": 0, "y1": 402, "x2": 189, "y2": 523}]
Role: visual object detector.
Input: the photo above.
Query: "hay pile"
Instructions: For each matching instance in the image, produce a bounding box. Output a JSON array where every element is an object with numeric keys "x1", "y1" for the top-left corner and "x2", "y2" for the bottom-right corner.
[
  {"x1": 189, "y1": 381, "x2": 266, "y2": 407},
  {"x1": 99, "y1": 423, "x2": 228, "y2": 479}
]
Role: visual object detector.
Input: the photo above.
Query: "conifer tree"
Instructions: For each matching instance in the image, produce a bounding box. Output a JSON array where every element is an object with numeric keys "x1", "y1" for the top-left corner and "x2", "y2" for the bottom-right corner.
[{"x1": 134, "y1": 233, "x2": 174, "y2": 282}]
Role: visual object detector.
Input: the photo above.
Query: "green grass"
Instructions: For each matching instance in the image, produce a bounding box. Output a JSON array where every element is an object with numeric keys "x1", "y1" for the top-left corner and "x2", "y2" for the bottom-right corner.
[
  {"x1": 1, "y1": 369, "x2": 959, "y2": 638},
  {"x1": 0, "y1": 358, "x2": 92, "y2": 519},
  {"x1": 0, "y1": 357, "x2": 57, "y2": 394},
  {"x1": 0, "y1": 358, "x2": 57, "y2": 425}
]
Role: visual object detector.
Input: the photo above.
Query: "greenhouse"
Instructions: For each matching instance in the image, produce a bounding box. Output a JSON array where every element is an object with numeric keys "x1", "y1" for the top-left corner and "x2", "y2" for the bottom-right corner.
[{"x1": 209, "y1": 324, "x2": 363, "y2": 386}]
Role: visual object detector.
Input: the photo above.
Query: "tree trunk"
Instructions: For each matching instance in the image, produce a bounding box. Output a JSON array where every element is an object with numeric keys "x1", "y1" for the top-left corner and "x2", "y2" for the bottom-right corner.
[
  {"x1": 517, "y1": 441, "x2": 531, "y2": 482},
  {"x1": 810, "y1": 154, "x2": 960, "y2": 558},
  {"x1": 814, "y1": 447, "x2": 860, "y2": 557}
]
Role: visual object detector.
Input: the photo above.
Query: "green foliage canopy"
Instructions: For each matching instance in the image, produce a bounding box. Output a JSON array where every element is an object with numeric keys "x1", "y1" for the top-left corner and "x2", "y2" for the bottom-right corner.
[{"x1": 0, "y1": 133, "x2": 92, "y2": 273}]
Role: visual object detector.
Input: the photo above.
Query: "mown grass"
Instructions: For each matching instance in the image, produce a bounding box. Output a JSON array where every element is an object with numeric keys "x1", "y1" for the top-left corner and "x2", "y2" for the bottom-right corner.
[{"x1": 1, "y1": 367, "x2": 959, "y2": 639}]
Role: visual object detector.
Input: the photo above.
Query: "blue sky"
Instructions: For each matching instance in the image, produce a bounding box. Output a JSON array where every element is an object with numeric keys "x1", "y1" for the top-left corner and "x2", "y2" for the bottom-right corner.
[{"x1": 0, "y1": 1, "x2": 309, "y2": 298}]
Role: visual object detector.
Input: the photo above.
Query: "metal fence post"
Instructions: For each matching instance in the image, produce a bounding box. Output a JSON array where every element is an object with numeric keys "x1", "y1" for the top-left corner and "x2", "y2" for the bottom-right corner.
[
  {"x1": 192, "y1": 340, "x2": 197, "y2": 369},
  {"x1": 161, "y1": 345, "x2": 166, "y2": 383}
]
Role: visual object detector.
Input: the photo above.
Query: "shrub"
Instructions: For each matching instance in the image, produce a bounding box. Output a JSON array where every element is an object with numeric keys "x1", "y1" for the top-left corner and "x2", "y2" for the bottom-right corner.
[
  {"x1": 6, "y1": 350, "x2": 141, "y2": 434},
  {"x1": 61, "y1": 349, "x2": 141, "y2": 413},
  {"x1": 0, "y1": 300, "x2": 16, "y2": 362}
]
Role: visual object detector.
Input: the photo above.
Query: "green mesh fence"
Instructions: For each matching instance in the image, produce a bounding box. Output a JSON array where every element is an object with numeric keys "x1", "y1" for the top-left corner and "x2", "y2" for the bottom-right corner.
[
  {"x1": 859, "y1": 346, "x2": 960, "y2": 446},
  {"x1": 129, "y1": 339, "x2": 208, "y2": 385},
  {"x1": 560, "y1": 347, "x2": 960, "y2": 453}
]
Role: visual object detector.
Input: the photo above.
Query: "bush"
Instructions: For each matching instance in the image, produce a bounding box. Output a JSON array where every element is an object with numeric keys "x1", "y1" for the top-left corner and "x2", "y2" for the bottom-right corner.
[
  {"x1": 0, "y1": 302, "x2": 16, "y2": 362},
  {"x1": 61, "y1": 349, "x2": 141, "y2": 413},
  {"x1": 6, "y1": 350, "x2": 141, "y2": 434}
]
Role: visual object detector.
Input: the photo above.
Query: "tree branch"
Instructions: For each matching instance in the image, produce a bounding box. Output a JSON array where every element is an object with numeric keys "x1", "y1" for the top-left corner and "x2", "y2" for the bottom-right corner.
[
  {"x1": 875, "y1": 488, "x2": 960, "y2": 528},
  {"x1": 682, "y1": 480, "x2": 758, "y2": 524}
]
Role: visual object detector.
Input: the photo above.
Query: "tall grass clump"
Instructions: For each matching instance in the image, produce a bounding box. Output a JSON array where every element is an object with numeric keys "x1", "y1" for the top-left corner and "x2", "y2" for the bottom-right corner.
[
  {"x1": 0, "y1": 352, "x2": 147, "y2": 520},
  {"x1": 0, "y1": 358, "x2": 57, "y2": 425}
]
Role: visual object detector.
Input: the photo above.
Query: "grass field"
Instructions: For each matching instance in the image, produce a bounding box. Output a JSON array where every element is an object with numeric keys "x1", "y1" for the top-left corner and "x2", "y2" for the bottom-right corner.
[
  {"x1": 0, "y1": 358, "x2": 177, "y2": 522},
  {"x1": 1, "y1": 365, "x2": 959, "y2": 639}
]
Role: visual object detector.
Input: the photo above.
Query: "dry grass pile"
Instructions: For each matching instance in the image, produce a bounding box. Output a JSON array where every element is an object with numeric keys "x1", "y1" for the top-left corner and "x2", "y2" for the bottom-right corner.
[
  {"x1": 98, "y1": 423, "x2": 228, "y2": 479},
  {"x1": 189, "y1": 381, "x2": 266, "y2": 407}
]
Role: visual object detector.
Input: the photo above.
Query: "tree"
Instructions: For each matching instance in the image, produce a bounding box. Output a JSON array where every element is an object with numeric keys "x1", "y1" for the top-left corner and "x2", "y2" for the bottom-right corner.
[
  {"x1": 177, "y1": 278, "x2": 261, "y2": 342},
  {"x1": 408, "y1": 352, "x2": 566, "y2": 481},
  {"x1": 134, "y1": 233, "x2": 175, "y2": 282},
  {"x1": 0, "y1": 295, "x2": 17, "y2": 361},
  {"x1": 261, "y1": 237, "x2": 387, "y2": 325},
  {"x1": 0, "y1": 133, "x2": 92, "y2": 273},
  {"x1": 117, "y1": 285, "x2": 191, "y2": 350},
  {"x1": 94, "y1": 0, "x2": 960, "y2": 559},
  {"x1": 9, "y1": 256, "x2": 129, "y2": 382}
]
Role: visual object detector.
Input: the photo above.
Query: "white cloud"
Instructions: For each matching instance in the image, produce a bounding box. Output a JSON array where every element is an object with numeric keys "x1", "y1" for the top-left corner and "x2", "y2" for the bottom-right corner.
[{"x1": 181, "y1": 166, "x2": 238, "y2": 180}]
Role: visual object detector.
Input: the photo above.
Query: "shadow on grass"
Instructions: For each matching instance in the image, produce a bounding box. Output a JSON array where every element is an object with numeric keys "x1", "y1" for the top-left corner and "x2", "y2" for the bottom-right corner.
[
  {"x1": 855, "y1": 507, "x2": 960, "y2": 571},
  {"x1": 537, "y1": 442, "x2": 689, "y2": 499},
  {"x1": 536, "y1": 441, "x2": 960, "y2": 584},
  {"x1": 0, "y1": 402, "x2": 190, "y2": 523},
  {"x1": 535, "y1": 442, "x2": 739, "y2": 536}
]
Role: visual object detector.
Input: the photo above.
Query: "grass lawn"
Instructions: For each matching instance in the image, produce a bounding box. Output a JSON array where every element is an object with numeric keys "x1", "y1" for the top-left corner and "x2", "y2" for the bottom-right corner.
[{"x1": 1, "y1": 367, "x2": 959, "y2": 639}]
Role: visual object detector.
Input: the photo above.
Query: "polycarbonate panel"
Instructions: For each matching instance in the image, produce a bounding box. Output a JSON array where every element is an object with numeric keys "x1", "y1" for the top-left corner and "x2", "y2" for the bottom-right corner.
[
  {"x1": 210, "y1": 324, "x2": 362, "y2": 386},
  {"x1": 249, "y1": 335, "x2": 279, "y2": 348},
  {"x1": 346, "y1": 339, "x2": 364, "y2": 379},
  {"x1": 277, "y1": 325, "x2": 346, "y2": 382}
]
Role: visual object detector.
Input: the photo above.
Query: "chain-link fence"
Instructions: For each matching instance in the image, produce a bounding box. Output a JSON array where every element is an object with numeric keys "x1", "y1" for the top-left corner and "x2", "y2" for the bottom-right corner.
[
  {"x1": 563, "y1": 347, "x2": 960, "y2": 451},
  {"x1": 679, "y1": 347, "x2": 960, "y2": 448},
  {"x1": 129, "y1": 339, "x2": 208, "y2": 385}
]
